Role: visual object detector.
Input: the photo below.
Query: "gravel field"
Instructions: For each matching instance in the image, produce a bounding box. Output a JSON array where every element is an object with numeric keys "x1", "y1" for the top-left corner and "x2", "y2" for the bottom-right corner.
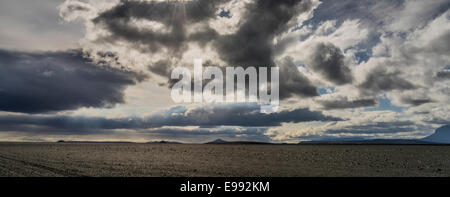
[{"x1": 0, "y1": 142, "x2": 449, "y2": 177}]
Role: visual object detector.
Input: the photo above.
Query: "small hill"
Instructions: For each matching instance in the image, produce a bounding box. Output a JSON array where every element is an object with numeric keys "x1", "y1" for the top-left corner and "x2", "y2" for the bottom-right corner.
[
  {"x1": 207, "y1": 139, "x2": 228, "y2": 144},
  {"x1": 206, "y1": 139, "x2": 272, "y2": 145},
  {"x1": 147, "y1": 140, "x2": 182, "y2": 144}
]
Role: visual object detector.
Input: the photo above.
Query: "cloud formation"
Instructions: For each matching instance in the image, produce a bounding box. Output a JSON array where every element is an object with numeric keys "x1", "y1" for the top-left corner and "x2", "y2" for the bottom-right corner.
[
  {"x1": 278, "y1": 57, "x2": 319, "y2": 99},
  {"x1": 0, "y1": 103, "x2": 340, "y2": 133},
  {"x1": 0, "y1": 0, "x2": 448, "y2": 142},
  {"x1": 0, "y1": 49, "x2": 146, "y2": 113},
  {"x1": 358, "y1": 67, "x2": 417, "y2": 94},
  {"x1": 60, "y1": 0, "x2": 321, "y2": 100},
  {"x1": 304, "y1": 42, "x2": 353, "y2": 85},
  {"x1": 318, "y1": 97, "x2": 377, "y2": 110}
]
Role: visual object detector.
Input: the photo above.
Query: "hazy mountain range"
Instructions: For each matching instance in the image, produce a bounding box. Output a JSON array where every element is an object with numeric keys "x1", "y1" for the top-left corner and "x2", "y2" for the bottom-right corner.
[
  {"x1": 299, "y1": 125, "x2": 450, "y2": 145},
  {"x1": 210, "y1": 125, "x2": 450, "y2": 145},
  {"x1": 55, "y1": 124, "x2": 450, "y2": 145}
]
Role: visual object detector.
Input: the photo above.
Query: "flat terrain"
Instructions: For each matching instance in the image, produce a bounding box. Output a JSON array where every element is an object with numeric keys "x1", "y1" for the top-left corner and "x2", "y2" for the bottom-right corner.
[{"x1": 0, "y1": 142, "x2": 449, "y2": 177}]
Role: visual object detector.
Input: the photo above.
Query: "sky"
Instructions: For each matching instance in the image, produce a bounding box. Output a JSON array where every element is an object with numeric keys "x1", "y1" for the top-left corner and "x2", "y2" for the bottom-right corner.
[{"x1": 0, "y1": 0, "x2": 449, "y2": 143}]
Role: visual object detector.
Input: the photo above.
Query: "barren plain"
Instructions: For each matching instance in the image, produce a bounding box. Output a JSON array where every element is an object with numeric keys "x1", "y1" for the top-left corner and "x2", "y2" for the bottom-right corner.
[{"x1": 0, "y1": 142, "x2": 449, "y2": 177}]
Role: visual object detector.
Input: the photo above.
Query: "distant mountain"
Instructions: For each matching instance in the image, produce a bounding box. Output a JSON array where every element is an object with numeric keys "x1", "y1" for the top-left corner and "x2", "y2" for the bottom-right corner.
[
  {"x1": 206, "y1": 139, "x2": 272, "y2": 145},
  {"x1": 423, "y1": 124, "x2": 450, "y2": 144},
  {"x1": 147, "y1": 140, "x2": 182, "y2": 144},
  {"x1": 207, "y1": 139, "x2": 228, "y2": 144},
  {"x1": 300, "y1": 125, "x2": 450, "y2": 145},
  {"x1": 299, "y1": 139, "x2": 437, "y2": 145}
]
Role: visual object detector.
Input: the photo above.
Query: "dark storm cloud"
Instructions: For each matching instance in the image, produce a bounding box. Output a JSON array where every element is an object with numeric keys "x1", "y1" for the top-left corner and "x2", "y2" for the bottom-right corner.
[
  {"x1": 92, "y1": 0, "x2": 227, "y2": 55},
  {"x1": 306, "y1": 42, "x2": 353, "y2": 85},
  {"x1": 93, "y1": 0, "x2": 313, "y2": 66},
  {"x1": 92, "y1": 0, "x2": 319, "y2": 100},
  {"x1": 437, "y1": 70, "x2": 450, "y2": 79},
  {"x1": 148, "y1": 59, "x2": 172, "y2": 77},
  {"x1": 278, "y1": 57, "x2": 318, "y2": 99},
  {"x1": 359, "y1": 67, "x2": 416, "y2": 93},
  {"x1": 400, "y1": 97, "x2": 434, "y2": 106},
  {"x1": 0, "y1": 103, "x2": 340, "y2": 133},
  {"x1": 0, "y1": 114, "x2": 113, "y2": 134},
  {"x1": 318, "y1": 98, "x2": 377, "y2": 110},
  {"x1": 0, "y1": 49, "x2": 147, "y2": 114},
  {"x1": 215, "y1": 0, "x2": 314, "y2": 67}
]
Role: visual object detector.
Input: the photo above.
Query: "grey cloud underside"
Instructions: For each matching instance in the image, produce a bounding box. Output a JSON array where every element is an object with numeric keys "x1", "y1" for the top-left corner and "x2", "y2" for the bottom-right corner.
[
  {"x1": 0, "y1": 49, "x2": 147, "y2": 113},
  {"x1": 166, "y1": 57, "x2": 320, "y2": 99},
  {"x1": 306, "y1": 42, "x2": 353, "y2": 85},
  {"x1": 437, "y1": 70, "x2": 450, "y2": 79},
  {"x1": 400, "y1": 97, "x2": 434, "y2": 107},
  {"x1": 279, "y1": 57, "x2": 319, "y2": 99},
  {"x1": 318, "y1": 98, "x2": 377, "y2": 110},
  {"x1": 0, "y1": 103, "x2": 340, "y2": 133},
  {"x1": 359, "y1": 67, "x2": 416, "y2": 93},
  {"x1": 148, "y1": 59, "x2": 173, "y2": 77}
]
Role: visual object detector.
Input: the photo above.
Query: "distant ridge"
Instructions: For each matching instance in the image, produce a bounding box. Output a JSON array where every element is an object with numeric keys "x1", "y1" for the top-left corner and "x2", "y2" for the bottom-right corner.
[
  {"x1": 207, "y1": 139, "x2": 227, "y2": 144},
  {"x1": 206, "y1": 139, "x2": 272, "y2": 145},
  {"x1": 299, "y1": 139, "x2": 438, "y2": 145},
  {"x1": 56, "y1": 140, "x2": 134, "y2": 144},
  {"x1": 54, "y1": 125, "x2": 450, "y2": 145},
  {"x1": 300, "y1": 125, "x2": 450, "y2": 145},
  {"x1": 147, "y1": 140, "x2": 182, "y2": 144}
]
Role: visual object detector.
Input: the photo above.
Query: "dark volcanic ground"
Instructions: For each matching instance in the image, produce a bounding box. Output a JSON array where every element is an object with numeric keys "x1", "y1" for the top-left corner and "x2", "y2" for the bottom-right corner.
[{"x1": 0, "y1": 142, "x2": 449, "y2": 177}]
